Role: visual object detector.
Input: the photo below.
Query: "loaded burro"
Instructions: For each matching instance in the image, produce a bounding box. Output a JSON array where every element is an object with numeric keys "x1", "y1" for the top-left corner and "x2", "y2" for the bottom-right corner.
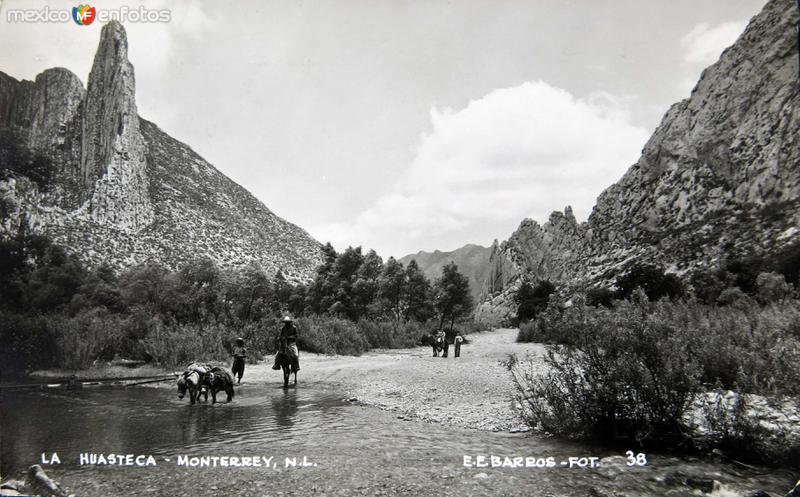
[{"x1": 175, "y1": 316, "x2": 302, "y2": 403}]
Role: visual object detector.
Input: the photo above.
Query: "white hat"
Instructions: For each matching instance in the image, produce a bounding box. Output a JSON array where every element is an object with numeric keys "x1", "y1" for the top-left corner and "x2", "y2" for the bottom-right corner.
[{"x1": 283, "y1": 316, "x2": 293, "y2": 322}]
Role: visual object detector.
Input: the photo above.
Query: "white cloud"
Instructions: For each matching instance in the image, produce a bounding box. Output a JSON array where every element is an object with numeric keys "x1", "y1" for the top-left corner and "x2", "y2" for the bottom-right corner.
[
  {"x1": 681, "y1": 21, "x2": 747, "y2": 65},
  {"x1": 310, "y1": 81, "x2": 649, "y2": 259}
]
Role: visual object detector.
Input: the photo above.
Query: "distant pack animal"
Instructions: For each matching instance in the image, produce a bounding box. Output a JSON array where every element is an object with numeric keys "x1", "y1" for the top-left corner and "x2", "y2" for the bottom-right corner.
[
  {"x1": 431, "y1": 335, "x2": 444, "y2": 357},
  {"x1": 200, "y1": 367, "x2": 235, "y2": 403},
  {"x1": 177, "y1": 362, "x2": 212, "y2": 404}
]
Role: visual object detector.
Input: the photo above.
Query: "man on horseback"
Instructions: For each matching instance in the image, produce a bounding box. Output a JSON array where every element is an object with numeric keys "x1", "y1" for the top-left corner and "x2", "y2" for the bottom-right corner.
[{"x1": 272, "y1": 316, "x2": 300, "y2": 372}]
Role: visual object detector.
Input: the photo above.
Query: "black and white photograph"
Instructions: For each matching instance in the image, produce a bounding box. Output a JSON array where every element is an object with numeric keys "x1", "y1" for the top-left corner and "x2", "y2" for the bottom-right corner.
[{"x1": 1, "y1": 0, "x2": 799, "y2": 495}]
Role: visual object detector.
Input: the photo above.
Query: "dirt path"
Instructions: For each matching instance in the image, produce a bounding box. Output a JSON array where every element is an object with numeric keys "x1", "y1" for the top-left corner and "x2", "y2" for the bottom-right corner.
[{"x1": 245, "y1": 328, "x2": 547, "y2": 432}]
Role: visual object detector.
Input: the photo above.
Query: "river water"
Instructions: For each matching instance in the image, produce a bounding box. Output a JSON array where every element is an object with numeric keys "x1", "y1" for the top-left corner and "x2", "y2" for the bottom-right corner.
[{"x1": 0, "y1": 382, "x2": 793, "y2": 496}]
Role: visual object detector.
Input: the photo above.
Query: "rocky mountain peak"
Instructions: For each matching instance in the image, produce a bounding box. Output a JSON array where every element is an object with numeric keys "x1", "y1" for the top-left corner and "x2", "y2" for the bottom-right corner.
[
  {"x1": 1, "y1": 22, "x2": 322, "y2": 280},
  {"x1": 476, "y1": 0, "x2": 800, "y2": 324},
  {"x1": 80, "y1": 20, "x2": 152, "y2": 231}
]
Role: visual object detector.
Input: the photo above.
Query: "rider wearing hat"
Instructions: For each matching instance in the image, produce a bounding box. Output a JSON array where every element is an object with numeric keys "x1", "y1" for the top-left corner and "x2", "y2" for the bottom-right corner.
[{"x1": 272, "y1": 316, "x2": 300, "y2": 372}]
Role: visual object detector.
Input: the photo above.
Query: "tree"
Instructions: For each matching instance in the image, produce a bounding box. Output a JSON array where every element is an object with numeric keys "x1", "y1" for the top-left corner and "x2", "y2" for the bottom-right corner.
[
  {"x1": 404, "y1": 259, "x2": 434, "y2": 322},
  {"x1": 307, "y1": 242, "x2": 338, "y2": 314},
  {"x1": 615, "y1": 264, "x2": 684, "y2": 301},
  {"x1": 329, "y1": 246, "x2": 364, "y2": 319},
  {"x1": 433, "y1": 262, "x2": 473, "y2": 331},
  {"x1": 119, "y1": 262, "x2": 170, "y2": 315},
  {"x1": 379, "y1": 257, "x2": 406, "y2": 319},
  {"x1": 174, "y1": 257, "x2": 222, "y2": 323},
  {"x1": 515, "y1": 279, "x2": 555, "y2": 322},
  {"x1": 273, "y1": 270, "x2": 292, "y2": 313},
  {"x1": 24, "y1": 244, "x2": 85, "y2": 312},
  {"x1": 352, "y1": 249, "x2": 383, "y2": 319},
  {"x1": 223, "y1": 263, "x2": 272, "y2": 325},
  {"x1": 74, "y1": 262, "x2": 124, "y2": 313}
]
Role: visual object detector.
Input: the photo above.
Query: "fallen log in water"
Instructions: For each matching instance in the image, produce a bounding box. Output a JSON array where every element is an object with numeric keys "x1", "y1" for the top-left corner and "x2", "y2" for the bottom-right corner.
[
  {"x1": 27, "y1": 465, "x2": 68, "y2": 497},
  {"x1": 0, "y1": 374, "x2": 175, "y2": 391}
]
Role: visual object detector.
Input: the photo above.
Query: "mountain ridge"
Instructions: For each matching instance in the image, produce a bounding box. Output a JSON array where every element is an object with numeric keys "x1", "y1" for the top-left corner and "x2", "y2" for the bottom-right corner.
[
  {"x1": 399, "y1": 243, "x2": 492, "y2": 302},
  {"x1": 476, "y1": 0, "x2": 800, "y2": 323},
  {"x1": 0, "y1": 21, "x2": 322, "y2": 281}
]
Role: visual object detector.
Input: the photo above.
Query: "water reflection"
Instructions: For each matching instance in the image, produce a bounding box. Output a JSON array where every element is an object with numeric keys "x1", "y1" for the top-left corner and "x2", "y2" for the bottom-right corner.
[
  {"x1": 0, "y1": 384, "x2": 791, "y2": 497},
  {"x1": 271, "y1": 389, "x2": 299, "y2": 429}
]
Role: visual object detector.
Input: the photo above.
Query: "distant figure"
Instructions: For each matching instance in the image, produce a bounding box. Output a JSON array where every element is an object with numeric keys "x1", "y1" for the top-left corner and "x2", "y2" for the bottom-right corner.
[
  {"x1": 438, "y1": 329, "x2": 449, "y2": 358},
  {"x1": 454, "y1": 334, "x2": 464, "y2": 358},
  {"x1": 272, "y1": 316, "x2": 300, "y2": 372},
  {"x1": 231, "y1": 337, "x2": 247, "y2": 384}
]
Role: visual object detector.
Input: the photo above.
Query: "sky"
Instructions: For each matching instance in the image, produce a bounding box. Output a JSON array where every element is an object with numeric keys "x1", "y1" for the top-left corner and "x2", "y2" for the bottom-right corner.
[{"x1": 0, "y1": 0, "x2": 765, "y2": 259}]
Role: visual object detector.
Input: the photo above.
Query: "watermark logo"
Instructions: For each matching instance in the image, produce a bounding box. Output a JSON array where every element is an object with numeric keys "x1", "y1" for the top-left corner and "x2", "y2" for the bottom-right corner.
[
  {"x1": 6, "y1": 5, "x2": 171, "y2": 24},
  {"x1": 72, "y1": 4, "x2": 96, "y2": 26}
]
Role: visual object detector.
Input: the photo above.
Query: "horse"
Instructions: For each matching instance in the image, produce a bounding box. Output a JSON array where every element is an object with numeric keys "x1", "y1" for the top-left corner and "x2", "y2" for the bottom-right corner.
[
  {"x1": 275, "y1": 339, "x2": 298, "y2": 389},
  {"x1": 200, "y1": 367, "x2": 235, "y2": 403},
  {"x1": 431, "y1": 335, "x2": 444, "y2": 357}
]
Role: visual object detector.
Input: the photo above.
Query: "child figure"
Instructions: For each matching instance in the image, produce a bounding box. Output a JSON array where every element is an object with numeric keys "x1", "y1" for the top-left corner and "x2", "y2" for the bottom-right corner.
[{"x1": 231, "y1": 337, "x2": 247, "y2": 384}]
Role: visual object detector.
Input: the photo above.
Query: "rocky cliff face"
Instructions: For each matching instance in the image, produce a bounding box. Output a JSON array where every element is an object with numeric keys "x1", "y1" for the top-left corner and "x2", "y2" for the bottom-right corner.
[
  {"x1": 0, "y1": 21, "x2": 321, "y2": 281},
  {"x1": 477, "y1": 0, "x2": 800, "y2": 322},
  {"x1": 80, "y1": 21, "x2": 153, "y2": 231}
]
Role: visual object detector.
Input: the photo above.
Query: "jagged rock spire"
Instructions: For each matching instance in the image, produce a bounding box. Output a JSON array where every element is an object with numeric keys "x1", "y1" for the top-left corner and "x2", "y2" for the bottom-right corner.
[{"x1": 81, "y1": 21, "x2": 153, "y2": 231}]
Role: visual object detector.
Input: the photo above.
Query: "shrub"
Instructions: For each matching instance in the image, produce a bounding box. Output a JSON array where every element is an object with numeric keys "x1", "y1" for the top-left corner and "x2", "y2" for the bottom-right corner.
[
  {"x1": 512, "y1": 298, "x2": 701, "y2": 445},
  {"x1": 0, "y1": 311, "x2": 59, "y2": 373},
  {"x1": 585, "y1": 287, "x2": 616, "y2": 308},
  {"x1": 296, "y1": 315, "x2": 369, "y2": 355},
  {"x1": 516, "y1": 279, "x2": 556, "y2": 322},
  {"x1": 516, "y1": 320, "x2": 539, "y2": 343},
  {"x1": 358, "y1": 319, "x2": 425, "y2": 349},
  {"x1": 755, "y1": 271, "x2": 793, "y2": 304},
  {"x1": 142, "y1": 322, "x2": 229, "y2": 368},
  {"x1": 511, "y1": 297, "x2": 800, "y2": 449},
  {"x1": 615, "y1": 264, "x2": 685, "y2": 301},
  {"x1": 716, "y1": 286, "x2": 755, "y2": 308},
  {"x1": 56, "y1": 308, "x2": 127, "y2": 369}
]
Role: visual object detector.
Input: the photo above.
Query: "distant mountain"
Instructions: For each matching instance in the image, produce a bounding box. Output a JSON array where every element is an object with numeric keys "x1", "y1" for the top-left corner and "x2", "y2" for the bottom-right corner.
[
  {"x1": 477, "y1": 0, "x2": 800, "y2": 323},
  {"x1": 399, "y1": 244, "x2": 492, "y2": 302},
  {"x1": 0, "y1": 21, "x2": 321, "y2": 281}
]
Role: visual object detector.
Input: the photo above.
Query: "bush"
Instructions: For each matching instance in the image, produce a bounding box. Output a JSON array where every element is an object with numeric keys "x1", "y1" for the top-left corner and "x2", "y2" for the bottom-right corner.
[
  {"x1": 511, "y1": 297, "x2": 800, "y2": 449},
  {"x1": 512, "y1": 298, "x2": 701, "y2": 445},
  {"x1": 755, "y1": 272, "x2": 793, "y2": 304},
  {"x1": 142, "y1": 322, "x2": 229, "y2": 368},
  {"x1": 615, "y1": 264, "x2": 685, "y2": 301},
  {"x1": 515, "y1": 279, "x2": 556, "y2": 322},
  {"x1": 585, "y1": 287, "x2": 616, "y2": 308},
  {"x1": 296, "y1": 315, "x2": 370, "y2": 355},
  {"x1": 358, "y1": 319, "x2": 425, "y2": 349},
  {"x1": 516, "y1": 321, "x2": 538, "y2": 343},
  {"x1": 56, "y1": 308, "x2": 127, "y2": 369},
  {"x1": 0, "y1": 311, "x2": 59, "y2": 373}
]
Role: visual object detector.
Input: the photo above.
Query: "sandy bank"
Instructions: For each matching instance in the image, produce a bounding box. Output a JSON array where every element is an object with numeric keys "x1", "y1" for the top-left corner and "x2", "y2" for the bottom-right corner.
[{"x1": 243, "y1": 328, "x2": 543, "y2": 432}]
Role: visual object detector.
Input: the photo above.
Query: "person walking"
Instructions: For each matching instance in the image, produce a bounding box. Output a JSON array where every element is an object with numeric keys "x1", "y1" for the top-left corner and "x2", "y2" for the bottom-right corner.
[{"x1": 231, "y1": 337, "x2": 247, "y2": 384}]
